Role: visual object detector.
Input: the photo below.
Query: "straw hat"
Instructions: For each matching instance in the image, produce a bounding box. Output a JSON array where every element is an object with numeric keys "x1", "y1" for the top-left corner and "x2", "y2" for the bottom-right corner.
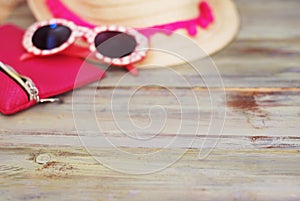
[
  {"x1": 0, "y1": 0, "x2": 25, "y2": 23},
  {"x1": 26, "y1": 0, "x2": 240, "y2": 68}
]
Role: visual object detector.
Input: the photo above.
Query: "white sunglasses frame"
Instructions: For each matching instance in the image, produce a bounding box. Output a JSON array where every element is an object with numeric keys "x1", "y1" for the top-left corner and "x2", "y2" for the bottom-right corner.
[{"x1": 23, "y1": 18, "x2": 149, "y2": 66}]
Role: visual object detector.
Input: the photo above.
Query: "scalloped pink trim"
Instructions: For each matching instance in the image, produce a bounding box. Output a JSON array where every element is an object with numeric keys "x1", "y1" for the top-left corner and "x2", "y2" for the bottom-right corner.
[{"x1": 45, "y1": 0, "x2": 214, "y2": 38}]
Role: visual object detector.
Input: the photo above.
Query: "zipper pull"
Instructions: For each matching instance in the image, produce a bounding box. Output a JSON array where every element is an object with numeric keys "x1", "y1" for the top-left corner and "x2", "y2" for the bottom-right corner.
[
  {"x1": 22, "y1": 76, "x2": 40, "y2": 102},
  {"x1": 39, "y1": 98, "x2": 62, "y2": 104},
  {"x1": 21, "y1": 75, "x2": 62, "y2": 103},
  {"x1": 18, "y1": 73, "x2": 62, "y2": 104}
]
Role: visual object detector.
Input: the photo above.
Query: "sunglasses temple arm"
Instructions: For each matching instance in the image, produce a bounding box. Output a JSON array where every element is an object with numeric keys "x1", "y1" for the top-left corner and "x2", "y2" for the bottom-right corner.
[
  {"x1": 19, "y1": 45, "x2": 90, "y2": 61},
  {"x1": 62, "y1": 45, "x2": 90, "y2": 59},
  {"x1": 20, "y1": 53, "x2": 35, "y2": 61},
  {"x1": 125, "y1": 64, "x2": 138, "y2": 76},
  {"x1": 66, "y1": 45, "x2": 139, "y2": 76},
  {"x1": 20, "y1": 46, "x2": 138, "y2": 76}
]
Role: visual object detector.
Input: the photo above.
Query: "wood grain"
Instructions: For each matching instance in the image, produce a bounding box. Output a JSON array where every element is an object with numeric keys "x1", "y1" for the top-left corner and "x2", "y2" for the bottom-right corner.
[
  {"x1": 1, "y1": 1, "x2": 300, "y2": 200},
  {"x1": 1, "y1": 147, "x2": 300, "y2": 201}
]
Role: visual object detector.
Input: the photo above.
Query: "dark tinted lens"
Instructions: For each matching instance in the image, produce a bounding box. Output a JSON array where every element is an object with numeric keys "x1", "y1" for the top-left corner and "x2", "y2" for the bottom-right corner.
[
  {"x1": 32, "y1": 23, "x2": 72, "y2": 50},
  {"x1": 94, "y1": 31, "x2": 137, "y2": 58}
]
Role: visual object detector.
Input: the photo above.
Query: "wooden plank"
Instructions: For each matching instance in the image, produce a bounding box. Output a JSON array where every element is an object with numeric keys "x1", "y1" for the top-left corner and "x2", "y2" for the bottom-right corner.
[
  {"x1": 3, "y1": 2, "x2": 35, "y2": 27},
  {"x1": 0, "y1": 89, "x2": 299, "y2": 138},
  {"x1": 236, "y1": 0, "x2": 300, "y2": 39},
  {"x1": 0, "y1": 147, "x2": 300, "y2": 201}
]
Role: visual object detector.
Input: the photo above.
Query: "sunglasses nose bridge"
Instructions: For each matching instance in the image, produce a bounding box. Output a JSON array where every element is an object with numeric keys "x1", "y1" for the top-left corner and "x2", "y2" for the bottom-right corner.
[{"x1": 75, "y1": 26, "x2": 91, "y2": 38}]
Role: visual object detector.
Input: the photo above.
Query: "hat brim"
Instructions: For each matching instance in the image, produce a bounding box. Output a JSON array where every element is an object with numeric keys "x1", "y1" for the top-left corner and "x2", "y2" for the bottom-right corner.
[{"x1": 27, "y1": 0, "x2": 240, "y2": 68}]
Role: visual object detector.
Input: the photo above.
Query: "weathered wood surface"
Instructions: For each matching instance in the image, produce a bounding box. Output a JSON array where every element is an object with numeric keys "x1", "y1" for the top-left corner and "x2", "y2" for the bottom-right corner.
[{"x1": 1, "y1": 1, "x2": 300, "y2": 200}]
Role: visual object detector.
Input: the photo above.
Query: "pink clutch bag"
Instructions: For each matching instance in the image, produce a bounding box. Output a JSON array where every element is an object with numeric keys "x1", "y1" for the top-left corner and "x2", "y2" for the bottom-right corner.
[{"x1": 0, "y1": 24, "x2": 105, "y2": 115}]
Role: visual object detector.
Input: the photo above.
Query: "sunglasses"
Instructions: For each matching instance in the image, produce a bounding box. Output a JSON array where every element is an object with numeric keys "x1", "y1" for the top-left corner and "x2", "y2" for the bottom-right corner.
[{"x1": 23, "y1": 18, "x2": 149, "y2": 73}]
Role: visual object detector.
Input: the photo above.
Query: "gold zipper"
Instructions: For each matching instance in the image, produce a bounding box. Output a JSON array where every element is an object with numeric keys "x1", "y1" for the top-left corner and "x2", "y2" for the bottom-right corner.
[{"x1": 0, "y1": 62, "x2": 60, "y2": 103}]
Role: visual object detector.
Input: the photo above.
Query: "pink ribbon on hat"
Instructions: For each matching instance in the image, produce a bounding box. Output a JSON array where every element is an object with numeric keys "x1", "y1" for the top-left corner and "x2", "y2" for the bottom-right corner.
[{"x1": 45, "y1": 0, "x2": 214, "y2": 38}]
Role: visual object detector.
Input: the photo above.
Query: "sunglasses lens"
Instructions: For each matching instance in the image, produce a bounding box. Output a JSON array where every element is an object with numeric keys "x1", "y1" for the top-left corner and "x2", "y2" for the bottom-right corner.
[
  {"x1": 94, "y1": 31, "x2": 137, "y2": 58},
  {"x1": 32, "y1": 23, "x2": 72, "y2": 50}
]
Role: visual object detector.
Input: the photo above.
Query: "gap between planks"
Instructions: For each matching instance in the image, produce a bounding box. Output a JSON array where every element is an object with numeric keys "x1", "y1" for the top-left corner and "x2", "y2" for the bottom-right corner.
[{"x1": 96, "y1": 86, "x2": 300, "y2": 92}]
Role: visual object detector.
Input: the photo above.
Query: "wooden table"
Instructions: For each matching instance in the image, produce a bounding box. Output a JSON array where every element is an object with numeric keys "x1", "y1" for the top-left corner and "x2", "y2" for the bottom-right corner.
[{"x1": 1, "y1": 1, "x2": 300, "y2": 200}]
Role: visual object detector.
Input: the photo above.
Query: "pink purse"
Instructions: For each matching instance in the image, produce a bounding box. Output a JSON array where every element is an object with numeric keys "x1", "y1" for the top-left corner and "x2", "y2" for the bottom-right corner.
[{"x1": 0, "y1": 24, "x2": 105, "y2": 115}]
